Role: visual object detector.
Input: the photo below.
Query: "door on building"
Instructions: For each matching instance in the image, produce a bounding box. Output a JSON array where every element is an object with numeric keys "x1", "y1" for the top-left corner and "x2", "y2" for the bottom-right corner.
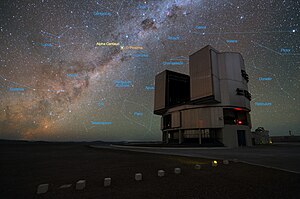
[
  {"x1": 168, "y1": 131, "x2": 179, "y2": 143},
  {"x1": 237, "y1": 130, "x2": 246, "y2": 146}
]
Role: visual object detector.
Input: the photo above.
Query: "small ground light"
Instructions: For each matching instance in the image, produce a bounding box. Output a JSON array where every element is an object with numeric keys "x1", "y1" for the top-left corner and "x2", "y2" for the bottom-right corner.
[{"x1": 212, "y1": 160, "x2": 218, "y2": 167}]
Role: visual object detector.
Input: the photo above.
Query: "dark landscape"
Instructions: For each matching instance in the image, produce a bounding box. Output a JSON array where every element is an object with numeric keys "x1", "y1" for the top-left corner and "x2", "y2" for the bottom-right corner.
[{"x1": 1, "y1": 140, "x2": 299, "y2": 199}]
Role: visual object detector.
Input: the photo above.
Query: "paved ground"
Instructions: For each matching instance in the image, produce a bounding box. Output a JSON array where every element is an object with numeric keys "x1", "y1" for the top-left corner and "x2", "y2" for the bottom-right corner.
[{"x1": 95, "y1": 143, "x2": 300, "y2": 173}]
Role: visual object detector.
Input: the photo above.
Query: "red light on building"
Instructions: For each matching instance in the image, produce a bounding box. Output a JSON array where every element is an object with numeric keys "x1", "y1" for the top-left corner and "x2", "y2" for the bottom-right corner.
[
  {"x1": 234, "y1": 108, "x2": 243, "y2": 111},
  {"x1": 237, "y1": 120, "x2": 243, "y2": 125}
]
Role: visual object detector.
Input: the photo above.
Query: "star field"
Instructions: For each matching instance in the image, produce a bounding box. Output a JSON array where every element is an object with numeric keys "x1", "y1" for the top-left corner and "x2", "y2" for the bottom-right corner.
[{"x1": 0, "y1": 0, "x2": 299, "y2": 141}]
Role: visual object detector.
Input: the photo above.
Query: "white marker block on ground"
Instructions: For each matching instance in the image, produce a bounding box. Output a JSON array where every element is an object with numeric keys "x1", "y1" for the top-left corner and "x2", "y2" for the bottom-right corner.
[
  {"x1": 59, "y1": 184, "x2": 72, "y2": 189},
  {"x1": 37, "y1": 184, "x2": 48, "y2": 194},
  {"x1": 135, "y1": 173, "x2": 142, "y2": 181},
  {"x1": 223, "y1": 160, "x2": 229, "y2": 165},
  {"x1": 158, "y1": 170, "x2": 165, "y2": 177},
  {"x1": 76, "y1": 180, "x2": 86, "y2": 190},
  {"x1": 195, "y1": 164, "x2": 201, "y2": 170},
  {"x1": 104, "y1": 178, "x2": 111, "y2": 187},
  {"x1": 174, "y1": 168, "x2": 181, "y2": 174},
  {"x1": 212, "y1": 160, "x2": 218, "y2": 167}
]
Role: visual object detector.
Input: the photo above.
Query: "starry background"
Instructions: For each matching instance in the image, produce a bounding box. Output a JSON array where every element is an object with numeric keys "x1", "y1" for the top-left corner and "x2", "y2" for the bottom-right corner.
[{"x1": 0, "y1": 0, "x2": 299, "y2": 141}]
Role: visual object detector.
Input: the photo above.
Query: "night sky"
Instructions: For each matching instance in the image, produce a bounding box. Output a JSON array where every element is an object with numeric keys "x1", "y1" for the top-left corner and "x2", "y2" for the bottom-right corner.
[{"x1": 0, "y1": 0, "x2": 299, "y2": 141}]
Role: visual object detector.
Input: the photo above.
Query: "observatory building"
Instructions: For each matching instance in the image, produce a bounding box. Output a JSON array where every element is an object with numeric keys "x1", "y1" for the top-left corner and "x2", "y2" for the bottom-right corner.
[{"x1": 154, "y1": 45, "x2": 252, "y2": 148}]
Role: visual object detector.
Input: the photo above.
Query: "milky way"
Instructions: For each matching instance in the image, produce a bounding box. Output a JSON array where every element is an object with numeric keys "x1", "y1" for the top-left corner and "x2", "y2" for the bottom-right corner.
[{"x1": 0, "y1": 0, "x2": 299, "y2": 141}]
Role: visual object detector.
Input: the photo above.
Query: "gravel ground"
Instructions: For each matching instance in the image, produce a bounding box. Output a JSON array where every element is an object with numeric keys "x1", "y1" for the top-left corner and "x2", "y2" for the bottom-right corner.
[{"x1": 0, "y1": 141, "x2": 299, "y2": 199}]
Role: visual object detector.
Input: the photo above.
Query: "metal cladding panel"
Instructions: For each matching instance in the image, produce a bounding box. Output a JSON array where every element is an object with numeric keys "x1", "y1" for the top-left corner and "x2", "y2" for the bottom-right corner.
[
  {"x1": 218, "y1": 52, "x2": 246, "y2": 83},
  {"x1": 181, "y1": 109, "x2": 198, "y2": 128},
  {"x1": 218, "y1": 53, "x2": 251, "y2": 110},
  {"x1": 212, "y1": 76, "x2": 221, "y2": 102},
  {"x1": 211, "y1": 50, "x2": 221, "y2": 102},
  {"x1": 181, "y1": 107, "x2": 224, "y2": 129},
  {"x1": 154, "y1": 71, "x2": 166, "y2": 113},
  {"x1": 190, "y1": 46, "x2": 213, "y2": 100},
  {"x1": 210, "y1": 107, "x2": 224, "y2": 127},
  {"x1": 247, "y1": 112, "x2": 252, "y2": 128},
  {"x1": 171, "y1": 112, "x2": 181, "y2": 128},
  {"x1": 228, "y1": 80, "x2": 251, "y2": 109},
  {"x1": 239, "y1": 54, "x2": 246, "y2": 70},
  {"x1": 217, "y1": 54, "x2": 227, "y2": 79},
  {"x1": 223, "y1": 53, "x2": 243, "y2": 82},
  {"x1": 189, "y1": 45, "x2": 221, "y2": 103},
  {"x1": 222, "y1": 125, "x2": 252, "y2": 147}
]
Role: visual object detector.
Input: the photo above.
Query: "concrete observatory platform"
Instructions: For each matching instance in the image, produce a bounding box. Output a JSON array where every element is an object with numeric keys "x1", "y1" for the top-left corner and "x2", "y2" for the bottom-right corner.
[{"x1": 154, "y1": 45, "x2": 252, "y2": 148}]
